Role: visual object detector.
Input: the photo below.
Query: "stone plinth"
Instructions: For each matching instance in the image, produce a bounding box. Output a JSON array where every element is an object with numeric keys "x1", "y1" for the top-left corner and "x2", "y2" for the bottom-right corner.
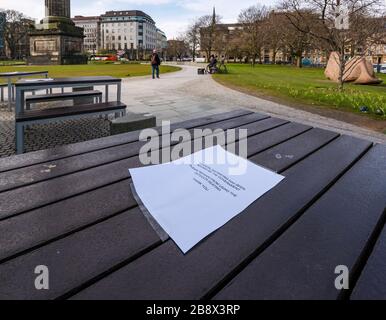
[
  {"x1": 28, "y1": 0, "x2": 87, "y2": 65},
  {"x1": 110, "y1": 113, "x2": 157, "y2": 136}
]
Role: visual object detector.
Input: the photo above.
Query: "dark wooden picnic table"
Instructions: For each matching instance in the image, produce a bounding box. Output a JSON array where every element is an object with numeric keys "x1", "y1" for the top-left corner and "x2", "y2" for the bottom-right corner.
[
  {"x1": 0, "y1": 109, "x2": 385, "y2": 300},
  {"x1": 15, "y1": 76, "x2": 122, "y2": 114},
  {"x1": 0, "y1": 71, "x2": 49, "y2": 111}
]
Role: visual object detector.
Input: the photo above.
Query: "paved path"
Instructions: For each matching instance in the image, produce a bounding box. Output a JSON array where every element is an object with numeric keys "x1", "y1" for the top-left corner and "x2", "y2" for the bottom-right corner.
[
  {"x1": 0, "y1": 64, "x2": 385, "y2": 157},
  {"x1": 121, "y1": 65, "x2": 386, "y2": 144}
]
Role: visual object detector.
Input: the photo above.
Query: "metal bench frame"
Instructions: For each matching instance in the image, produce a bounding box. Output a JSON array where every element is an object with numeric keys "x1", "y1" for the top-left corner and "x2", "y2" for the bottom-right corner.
[{"x1": 0, "y1": 84, "x2": 5, "y2": 102}]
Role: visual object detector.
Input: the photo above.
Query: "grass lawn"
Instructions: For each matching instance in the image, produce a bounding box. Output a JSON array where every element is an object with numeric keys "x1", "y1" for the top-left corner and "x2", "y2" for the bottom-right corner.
[
  {"x1": 213, "y1": 64, "x2": 386, "y2": 120},
  {"x1": 0, "y1": 63, "x2": 180, "y2": 83},
  {"x1": 0, "y1": 60, "x2": 26, "y2": 66}
]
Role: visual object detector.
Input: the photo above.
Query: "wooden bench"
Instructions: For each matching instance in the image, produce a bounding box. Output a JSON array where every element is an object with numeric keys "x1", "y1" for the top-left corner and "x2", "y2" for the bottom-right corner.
[
  {"x1": 25, "y1": 90, "x2": 103, "y2": 109},
  {"x1": 15, "y1": 101, "x2": 127, "y2": 154}
]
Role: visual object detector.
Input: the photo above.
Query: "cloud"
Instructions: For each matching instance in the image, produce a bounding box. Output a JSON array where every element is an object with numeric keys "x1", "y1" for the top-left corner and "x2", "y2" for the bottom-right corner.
[{"x1": 1, "y1": 0, "x2": 43, "y2": 22}]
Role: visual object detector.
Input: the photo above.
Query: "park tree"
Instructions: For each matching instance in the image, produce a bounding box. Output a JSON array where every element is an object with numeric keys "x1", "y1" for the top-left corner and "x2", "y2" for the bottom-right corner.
[
  {"x1": 185, "y1": 21, "x2": 201, "y2": 62},
  {"x1": 2, "y1": 9, "x2": 33, "y2": 60},
  {"x1": 197, "y1": 10, "x2": 222, "y2": 61},
  {"x1": 281, "y1": 10, "x2": 313, "y2": 68},
  {"x1": 238, "y1": 5, "x2": 269, "y2": 66},
  {"x1": 166, "y1": 37, "x2": 189, "y2": 61},
  {"x1": 280, "y1": 0, "x2": 386, "y2": 90},
  {"x1": 227, "y1": 33, "x2": 244, "y2": 62},
  {"x1": 263, "y1": 11, "x2": 287, "y2": 64}
]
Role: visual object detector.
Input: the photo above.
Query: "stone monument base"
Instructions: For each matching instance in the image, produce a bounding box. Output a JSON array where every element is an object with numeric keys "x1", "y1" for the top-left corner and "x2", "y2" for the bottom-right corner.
[
  {"x1": 110, "y1": 113, "x2": 157, "y2": 136},
  {"x1": 28, "y1": 20, "x2": 87, "y2": 65}
]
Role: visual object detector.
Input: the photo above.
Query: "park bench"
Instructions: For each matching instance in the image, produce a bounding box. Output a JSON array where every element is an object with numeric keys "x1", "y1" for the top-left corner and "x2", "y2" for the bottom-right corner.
[
  {"x1": 25, "y1": 90, "x2": 103, "y2": 110},
  {"x1": 15, "y1": 101, "x2": 127, "y2": 154}
]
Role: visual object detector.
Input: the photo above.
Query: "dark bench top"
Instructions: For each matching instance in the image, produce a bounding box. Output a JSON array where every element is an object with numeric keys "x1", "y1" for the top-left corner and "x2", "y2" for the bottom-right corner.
[
  {"x1": 16, "y1": 101, "x2": 126, "y2": 122},
  {"x1": 26, "y1": 90, "x2": 102, "y2": 102},
  {"x1": 15, "y1": 76, "x2": 121, "y2": 87},
  {"x1": 0, "y1": 109, "x2": 385, "y2": 300},
  {"x1": 0, "y1": 71, "x2": 48, "y2": 78}
]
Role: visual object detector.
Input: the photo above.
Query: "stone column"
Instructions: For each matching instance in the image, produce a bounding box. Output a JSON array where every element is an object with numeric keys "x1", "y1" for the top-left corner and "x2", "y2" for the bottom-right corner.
[{"x1": 45, "y1": 0, "x2": 71, "y2": 18}]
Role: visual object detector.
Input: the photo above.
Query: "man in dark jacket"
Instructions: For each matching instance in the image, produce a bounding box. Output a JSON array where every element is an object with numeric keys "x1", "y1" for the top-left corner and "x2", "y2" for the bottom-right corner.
[
  {"x1": 151, "y1": 49, "x2": 161, "y2": 79},
  {"x1": 206, "y1": 55, "x2": 218, "y2": 74}
]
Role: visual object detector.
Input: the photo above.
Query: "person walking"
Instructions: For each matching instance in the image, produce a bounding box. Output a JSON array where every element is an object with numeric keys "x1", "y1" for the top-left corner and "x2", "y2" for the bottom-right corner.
[{"x1": 151, "y1": 49, "x2": 161, "y2": 79}]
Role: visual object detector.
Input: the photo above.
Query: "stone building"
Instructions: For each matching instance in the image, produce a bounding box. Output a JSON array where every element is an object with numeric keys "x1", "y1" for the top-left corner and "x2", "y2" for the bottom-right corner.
[
  {"x1": 156, "y1": 28, "x2": 168, "y2": 58},
  {"x1": 72, "y1": 16, "x2": 102, "y2": 54},
  {"x1": 100, "y1": 10, "x2": 158, "y2": 53},
  {"x1": 368, "y1": 43, "x2": 386, "y2": 64}
]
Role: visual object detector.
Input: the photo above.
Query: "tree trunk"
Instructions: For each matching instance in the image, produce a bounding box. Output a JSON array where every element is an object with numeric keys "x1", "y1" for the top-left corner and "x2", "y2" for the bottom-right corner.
[
  {"x1": 296, "y1": 55, "x2": 303, "y2": 68},
  {"x1": 252, "y1": 54, "x2": 257, "y2": 67},
  {"x1": 338, "y1": 52, "x2": 345, "y2": 92},
  {"x1": 272, "y1": 51, "x2": 277, "y2": 64},
  {"x1": 7, "y1": 41, "x2": 17, "y2": 59}
]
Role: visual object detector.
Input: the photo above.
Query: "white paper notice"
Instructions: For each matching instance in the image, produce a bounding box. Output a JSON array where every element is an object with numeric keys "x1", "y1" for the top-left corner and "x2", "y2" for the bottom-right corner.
[{"x1": 129, "y1": 145, "x2": 285, "y2": 254}]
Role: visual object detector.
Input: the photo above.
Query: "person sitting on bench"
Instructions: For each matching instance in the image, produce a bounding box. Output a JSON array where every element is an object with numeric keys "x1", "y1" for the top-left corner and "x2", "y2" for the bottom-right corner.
[{"x1": 206, "y1": 55, "x2": 218, "y2": 74}]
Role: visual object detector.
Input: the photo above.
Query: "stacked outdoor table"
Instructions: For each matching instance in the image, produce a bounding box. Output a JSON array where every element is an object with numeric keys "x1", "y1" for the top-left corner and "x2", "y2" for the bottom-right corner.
[
  {"x1": 0, "y1": 71, "x2": 49, "y2": 110},
  {"x1": 0, "y1": 109, "x2": 385, "y2": 300}
]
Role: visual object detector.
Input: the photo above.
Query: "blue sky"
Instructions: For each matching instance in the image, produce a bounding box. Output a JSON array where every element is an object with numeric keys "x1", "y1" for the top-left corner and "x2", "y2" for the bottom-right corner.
[{"x1": 1, "y1": 0, "x2": 277, "y2": 38}]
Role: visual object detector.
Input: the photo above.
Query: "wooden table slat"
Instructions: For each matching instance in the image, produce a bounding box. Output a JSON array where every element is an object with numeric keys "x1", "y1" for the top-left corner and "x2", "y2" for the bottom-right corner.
[
  {"x1": 0, "y1": 109, "x2": 253, "y2": 173},
  {"x1": 0, "y1": 113, "x2": 270, "y2": 193},
  {"x1": 239, "y1": 122, "x2": 312, "y2": 159},
  {"x1": 351, "y1": 216, "x2": 386, "y2": 299},
  {"x1": 68, "y1": 136, "x2": 371, "y2": 300},
  {"x1": 0, "y1": 121, "x2": 337, "y2": 300},
  {"x1": 0, "y1": 121, "x2": 305, "y2": 260},
  {"x1": 0, "y1": 208, "x2": 161, "y2": 300},
  {"x1": 0, "y1": 120, "x2": 308, "y2": 220},
  {"x1": 214, "y1": 144, "x2": 386, "y2": 300},
  {"x1": 249, "y1": 128, "x2": 338, "y2": 172},
  {"x1": 0, "y1": 180, "x2": 137, "y2": 262}
]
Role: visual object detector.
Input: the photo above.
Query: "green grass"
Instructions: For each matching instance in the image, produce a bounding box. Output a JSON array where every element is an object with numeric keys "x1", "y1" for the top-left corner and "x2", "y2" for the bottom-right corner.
[
  {"x1": 0, "y1": 63, "x2": 180, "y2": 83},
  {"x1": 0, "y1": 60, "x2": 26, "y2": 66},
  {"x1": 213, "y1": 64, "x2": 386, "y2": 119}
]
